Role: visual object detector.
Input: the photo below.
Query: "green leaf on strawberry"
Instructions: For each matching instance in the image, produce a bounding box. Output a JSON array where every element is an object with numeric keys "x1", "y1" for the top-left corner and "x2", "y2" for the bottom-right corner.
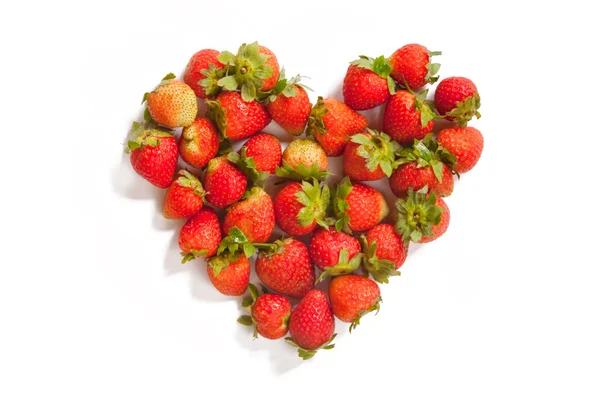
[
  {"x1": 395, "y1": 186, "x2": 443, "y2": 244},
  {"x1": 316, "y1": 249, "x2": 363, "y2": 283},
  {"x1": 285, "y1": 333, "x2": 337, "y2": 360},
  {"x1": 275, "y1": 160, "x2": 329, "y2": 182},
  {"x1": 360, "y1": 235, "x2": 401, "y2": 284},
  {"x1": 295, "y1": 179, "x2": 334, "y2": 229}
]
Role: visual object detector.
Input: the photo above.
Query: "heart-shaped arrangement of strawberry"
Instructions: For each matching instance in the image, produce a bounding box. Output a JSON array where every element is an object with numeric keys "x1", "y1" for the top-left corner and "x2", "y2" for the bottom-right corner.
[{"x1": 125, "y1": 41, "x2": 483, "y2": 360}]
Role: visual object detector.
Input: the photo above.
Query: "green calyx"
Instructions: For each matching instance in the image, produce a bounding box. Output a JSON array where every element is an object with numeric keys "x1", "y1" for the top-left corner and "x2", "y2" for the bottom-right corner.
[
  {"x1": 285, "y1": 333, "x2": 337, "y2": 360},
  {"x1": 206, "y1": 99, "x2": 228, "y2": 140},
  {"x1": 207, "y1": 251, "x2": 241, "y2": 276},
  {"x1": 349, "y1": 297, "x2": 382, "y2": 333},
  {"x1": 306, "y1": 97, "x2": 328, "y2": 136},
  {"x1": 332, "y1": 177, "x2": 354, "y2": 233},
  {"x1": 125, "y1": 121, "x2": 172, "y2": 154},
  {"x1": 227, "y1": 150, "x2": 270, "y2": 188},
  {"x1": 217, "y1": 227, "x2": 256, "y2": 258},
  {"x1": 275, "y1": 160, "x2": 329, "y2": 182},
  {"x1": 295, "y1": 179, "x2": 334, "y2": 229},
  {"x1": 411, "y1": 88, "x2": 441, "y2": 127},
  {"x1": 352, "y1": 129, "x2": 400, "y2": 177},
  {"x1": 260, "y1": 67, "x2": 313, "y2": 103},
  {"x1": 199, "y1": 63, "x2": 226, "y2": 98},
  {"x1": 395, "y1": 133, "x2": 457, "y2": 182},
  {"x1": 216, "y1": 41, "x2": 273, "y2": 102},
  {"x1": 316, "y1": 249, "x2": 363, "y2": 283},
  {"x1": 360, "y1": 236, "x2": 400, "y2": 284},
  {"x1": 425, "y1": 51, "x2": 442, "y2": 84},
  {"x1": 180, "y1": 249, "x2": 209, "y2": 264},
  {"x1": 395, "y1": 186, "x2": 443, "y2": 244},
  {"x1": 446, "y1": 93, "x2": 481, "y2": 127},
  {"x1": 176, "y1": 170, "x2": 205, "y2": 197},
  {"x1": 350, "y1": 55, "x2": 396, "y2": 94},
  {"x1": 237, "y1": 283, "x2": 262, "y2": 339}
]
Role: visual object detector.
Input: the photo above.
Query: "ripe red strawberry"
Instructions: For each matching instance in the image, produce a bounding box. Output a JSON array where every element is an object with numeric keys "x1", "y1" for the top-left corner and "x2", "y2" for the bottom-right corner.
[
  {"x1": 255, "y1": 238, "x2": 315, "y2": 299},
  {"x1": 383, "y1": 90, "x2": 436, "y2": 145},
  {"x1": 333, "y1": 177, "x2": 389, "y2": 233},
  {"x1": 126, "y1": 122, "x2": 178, "y2": 188},
  {"x1": 362, "y1": 223, "x2": 408, "y2": 283},
  {"x1": 228, "y1": 133, "x2": 281, "y2": 186},
  {"x1": 307, "y1": 97, "x2": 368, "y2": 157},
  {"x1": 274, "y1": 180, "x2": 331, "y2": 237},
  {"x1": 207, "y1": 253, "x2": 250, "y2": 296},
  {"x1": 203, "y1": 155, "x2": 247, "y2": 208},
  {"x1": 395, "y1": 188, "x2": 450, "y2": 244},
  {"x1": 343, "y1": 129, "x2": 400, "y2": 181},
  {"x1": 388, "y1": 43, "x2": 441, "y2": 90},
  {"x1": 329, "y1": 275, "x2": 381, "y2": 332},
  {"x1": 162, "y1": 170, "x2": 205, "y2": 219},
  {"x1": 434, "y1": 76, "x2": 481, "y2": 126},
  {"x1": 238, "y1": 284, "x2": 291, "y2": 340},
  {"x1": 286, "y1": 289, "x2": 336, "y2": 360},
  {"x1": 183, "y1": 49, "x2": 225, "y2": 98},
  {"x1": 266, "y1": 72, "x2": 311, "y2": 135},
  {"x1": 143, "y1": 73, "x2": 198, "y2": 128},
  {"x1": 178, "y1": 117, "x2": 220, "y2": 169},
  {"x1": 206, "y1": 91, "x2": 271, "y2": 141},
  {"x1": 276, "y1": 139, "x2": 329, "y2": 181},
  {"x1": 437, "y1": 127, "x2": 484, "y2": 173},
  {"x1": 178, "y1": 208, "x2": 221, "y2": 263},
  {"x1": 223, "y1": 187, "x2": 275, "y2": 243},
  {"x1": 389, "y1": 134, "x2": 455, "y2": 198},
  {"x1": 309, "y1": 227, "x2": 362, "y2": 281},
  {"x1": 343, "y1": 55, "x2": 395, "y2": 110}
]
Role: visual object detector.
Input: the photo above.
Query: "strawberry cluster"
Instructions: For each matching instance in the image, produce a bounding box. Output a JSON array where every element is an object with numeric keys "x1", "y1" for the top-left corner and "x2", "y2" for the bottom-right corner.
[{"x1": 125, "y1": 41, "x2": 483, "y2": 360}]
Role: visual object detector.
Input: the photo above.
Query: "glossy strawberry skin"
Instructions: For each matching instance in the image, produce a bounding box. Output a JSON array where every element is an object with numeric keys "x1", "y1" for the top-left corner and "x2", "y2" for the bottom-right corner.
[
  {"x1": 389, "y1": 162, "x2": 454, "y2": 198},
  {"x1": 288, "y1": 289, "x2": 335, "y2": 350},
  {"x1": 434, "y1": 77, "x2": 478, "y2": 118},
  {"x1": 252, "y1": 294, "x2": 291, "y2": 339},
  {"x1": 130, "y1": 134, "x2": 178, "y2": 188},
  {"x1": 437, "y1": 127, "x2": 484, "y2": 173},
  {"x1": 204, "y1": 156, "x2": 248, "y2": 208},
  {"x1": 309, "y1": 227, "x2": 361, "y2": 270},
  {"x1": 365, "y1": 224, "x2": 408, "y2": 269},
  {"x1": 178, "y1": 208, "x2": 221, "y2": 257},
  {"x1": 343, "y1": 65, "x2": 390, "y2": 111},
  {"x1": 345, "y1": 183, "x2": 389, "y2": 232},
  {"x1": 329, "y1": 275, "x2": 380, "y2": 323},
  {"x1": 242, "y1": 133, "x2": 282, "y2": 174},
  {"x1": 388, "y1": 43, "x2": 431, "y2": 90},
  {"x1": 207, "y1": 254, "x2": 250, "y2": 296},
  {"x1": 147, "y1": 80, "x2": 197, "y2": 128},
  {"x1": 383, "y1": 91, "x2": 434, "y2": 145},
  {"x1": 343, "y1": 134, "x2": 386, "y2": 181},
  {"x1": 274, "y1": 182, "x2": 315, "y2": 236},
  {"x1": 183, "y1": 49, "x2": 224, "y2": 98},
  {"x1": 222, "y1": 188, "x2": 275, "y2": 243},
  {"x1": 282, "y1": 139, "x2": 329, "y2": 171},
  {"x1": 419, "y1": 196, "x2": 450, "y2": 243},
  {"x1": 213, "y1": 91, "x2": 271, "y2": 141},
  {"x1": 179, "y1": 117, "x2": 220, "y2": 169},
  {"x1": 256, "y1": 238, "x2": 315, "y2": 299},
  {"x1": 313, "y1": 98, "x2": 368, "y2": 157},
  {"x1": 267, "y1": 85, "x2": 311, "y2": 135},
  {"x1": 162, "y1": 179, "x2": 204, "y2": 219},
  {"x1": 259, "y1": 46, "x2": 280, "y2": 92}
]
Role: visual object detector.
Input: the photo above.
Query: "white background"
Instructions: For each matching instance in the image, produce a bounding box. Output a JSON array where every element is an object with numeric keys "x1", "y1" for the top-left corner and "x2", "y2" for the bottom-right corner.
[{"x1": 1, "y1": 1, "x2": 599, "y2": 399}]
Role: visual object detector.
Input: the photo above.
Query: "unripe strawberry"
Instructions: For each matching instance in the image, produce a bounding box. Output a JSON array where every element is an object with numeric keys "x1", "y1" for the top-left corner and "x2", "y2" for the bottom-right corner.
[
  {"x1": 143, "y1": 73, "x2": 198, "y2": 128},
  {"x1": 179, "y1": 117, "x2": 219, "y2": 169},
  {"x1": 276, "y1": 139, "x2": 329, "y2": 182}
]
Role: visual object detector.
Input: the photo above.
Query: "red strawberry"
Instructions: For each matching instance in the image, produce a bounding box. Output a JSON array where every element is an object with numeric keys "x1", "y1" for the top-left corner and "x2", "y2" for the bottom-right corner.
[
  {"x1": 126, "y1": 122, "x2": 178, "y2": 188},
  {"x1": 206, "y1": 91, "x2": 271, "y2": 141},
  {"x1": 343, "y1": 55, "x2": 395, "y2": 110},
  {"x1": 383, "y1": 89, "x2": 436, "y2": 145},
  {"x1": 207, "y1": 253, "x2": 250, "y2": 296},
  {"x1": 255, "y1": 238, "x2": 315, "y2": 299},
  {"x1": 162, "y1": 170, "x2": 205, "y2": 219},
  {"x1": 286, "y1": 289, "x2": 336, "y2": 360},
  {"x1": 362, "y1": 223, "x2": 408, "y2": 283},
  {"x1": 395, "y1": 188, "x2": 450, "y2": 244},
  {"x1": 178, "y1": 117, "x2": 220, "y2": 169},
  {"x1": 389, "y1": 134, "x2": 455, "y2": 197},
  {"x1": 204, "y1": 155, "x2": 247, "y2": 208},
  {"x1": 143, "y1": 73, "x2": 198, "y2": 128},
  {"x1": 329, "y1": 275, "x2": 381, "y2": 332},
  {"x1": 309, "y1": 227, "x2": 362, "y2": 281},
  {"x1": 183, "y1": 49, "x2": 225, "y2": 98},
  {"x1": 307, "y1": 97, "x2": 368, "y2": 157},
  {"x1": 437, "y1": 127, "x2": 484, "y2": 173},
  {"x1": 178, "y1": 208, "x2": 221, "y2": 263},
  {"x1": 343, "y1": 129, "x2": 400, "y2": 181},
  {"x1": 276, "y1": 139, "x2": 329, "y2": 182},
  {"x1": 223, "y1": 187, "x2": 275, "y2": 243},
  {"x1": 274, "y1": 180, "x2": 331, "y2": 237},
  {"x1": 266, "y1": 72, "x2": 311, "y2": 135},
  {"x1": 434, "y1": 77, "x2": 481, "y2": 126},
  {"x1": 238, "y1": 284, "x2": 291, "y2": 340},
  {"x1": 228, "y1": 133, "x2": 281, "y2": 186},
  {"x1": 333, "y1": 177, "x2": 389, "y2": 233},
  {"x1": 388, "y1": 44, "x2": 441, "y2": 90}
]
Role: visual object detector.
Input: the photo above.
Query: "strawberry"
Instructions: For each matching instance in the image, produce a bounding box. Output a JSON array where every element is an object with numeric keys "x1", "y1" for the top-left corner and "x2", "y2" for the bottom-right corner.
[
  {"x1": 395, "y1": 187, "x2": 450, "y2": 244},
  {"x1": 255, "y1": 238, "x2": 315, "y2": 299},
  {"x1": 437, "y1": 127, "x2": 484, "y2": 173},
  {"x1": 343, "y1": 55, "x2": 395, "y2": 110},
  {"x1": 332, "y1": 177, "x2": 389, "y2": 233},
  {"x1": 222, "y1": 187, "x2": 275, "y2": 243},
  {"x1": 343, "y1": 129, "x2": 400, "y2": 181},
  {"x1": 329, "y1": 275, "x2": 381, "y2": 332},
  {"x1": 142, "y1": 73, "x2": 198, "y2": 128},
  {"x1": 178, "y1": 208, "x2": 221, "y2": 263},
  {"x1": 126, "y1": 122, "x2": 178, "y2": 188},
  {"x1": 388, "y1": 43, "x2": 441, "y2": 90},
  {"x1": 203, "y1": 155, "x2": 248, "y2": 208},
  {"x1": 238, "y1": 284, "x2": 291, "y2": 340},
  {"x1": 434, "y1": 76, "x2": 481, "y2": 127},
  {"x1": 227, "y1": 133, "x2": 281, "y2": 186},
  {"x1": 265, "y1": 70, "x2": 312, "y2": 135},
  {"x1": 362, "y1": 223, "x2": 408, "y2": 284},
  {"x1": 307, "y1": 97, "x2": 368, "y2": 157},
  {"x1": 207, "y1": 252, "x2": 250, "y2": 296},
  {"x1": 206, "y1": 91, "x2": 271, "y2": 141},
  {"x1": 162, "y1": 170, "x2": 205, "y2": 219},
  {"x1": 389, "y1": 134, "x2": 455, "y2": 198},
  {"x1": 276, "y1": 139, "x2": 329, "y2": 181},
  {"x1": 274, "y1": 180, "x2": 331, "y2": 236},
  {"x1": 183, "y1": 49, "x2": 225, "y2": 98},
  {"x1": 285, "y1": 289, "x2": 336, "y2": 360},
  {"x1": 179, "y1": 117, "x2": 220, "y2": 168},
  {"x1": 309, "y1": 227, "x2": 362, "y2": 281},
  {"x1": 383, "y1": 89, "x2": 437, "y2": 145}
]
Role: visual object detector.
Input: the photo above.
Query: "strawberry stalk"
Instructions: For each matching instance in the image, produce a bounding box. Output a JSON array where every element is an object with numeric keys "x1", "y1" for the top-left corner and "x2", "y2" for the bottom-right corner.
[{"x1": 285, "y1": 334, "x2": 337, "y2": 360}]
